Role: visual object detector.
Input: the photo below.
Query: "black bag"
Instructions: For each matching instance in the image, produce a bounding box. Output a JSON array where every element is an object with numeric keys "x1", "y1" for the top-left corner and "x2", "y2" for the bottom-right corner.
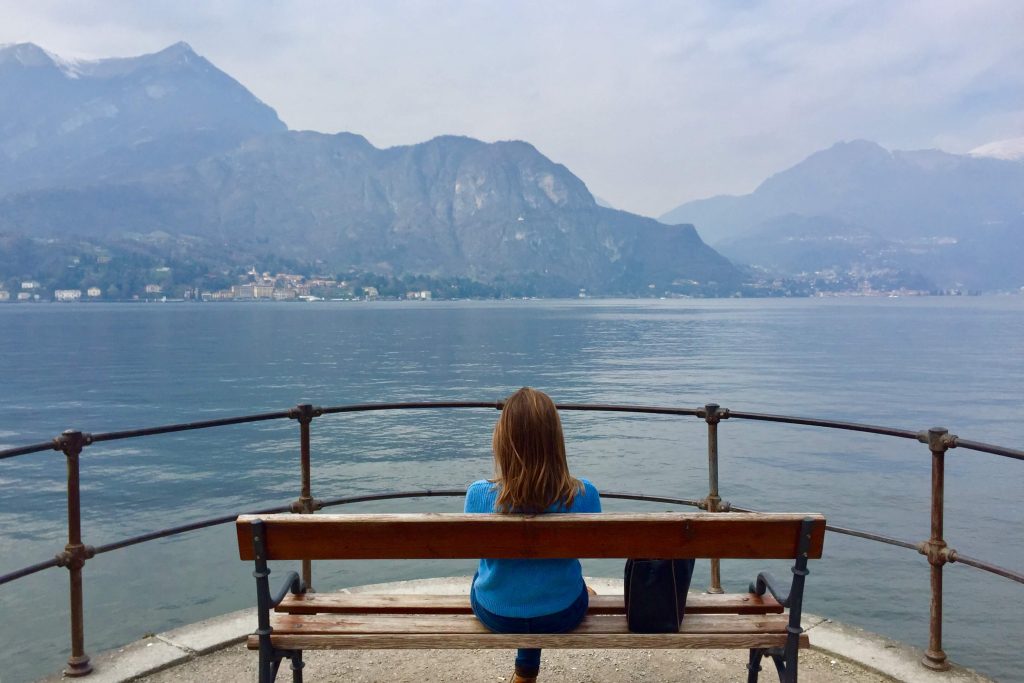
[{"x1": 623, "y1": 558, "x2": 697, "y2": 633}]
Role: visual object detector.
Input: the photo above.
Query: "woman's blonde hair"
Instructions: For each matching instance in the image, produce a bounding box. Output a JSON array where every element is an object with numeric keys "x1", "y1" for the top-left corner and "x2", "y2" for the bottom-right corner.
[{"x1": 491, "y1": 387, "x2": 583, "y2": 513}]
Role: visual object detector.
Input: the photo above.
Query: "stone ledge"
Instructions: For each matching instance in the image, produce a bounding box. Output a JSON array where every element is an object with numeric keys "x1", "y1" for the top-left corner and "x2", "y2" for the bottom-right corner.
[
  {"x1": 157, "y1": 608, "x2": 256, "y2": 655},
  {"x1": 36, "y1": 636, "x2": 190, "y2": 683},
  {"x1": 804, "y1": 618, "x2": 992, "y2": 683}
]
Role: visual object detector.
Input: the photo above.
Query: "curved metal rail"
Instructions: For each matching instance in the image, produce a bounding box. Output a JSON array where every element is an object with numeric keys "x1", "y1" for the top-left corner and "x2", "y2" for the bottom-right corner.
[
  {"x1": 3, "y1": 402, "x2": 1020, "y2": 461},
  {"x1": 1, "y1": 400, "x2": 1022, "y2": 678}
]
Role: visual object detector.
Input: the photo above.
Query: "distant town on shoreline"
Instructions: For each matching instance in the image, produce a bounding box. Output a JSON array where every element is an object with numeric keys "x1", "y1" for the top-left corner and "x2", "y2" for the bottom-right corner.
[{"x1": 2, "y1": 264, "x2": 1010, "y2": 304}]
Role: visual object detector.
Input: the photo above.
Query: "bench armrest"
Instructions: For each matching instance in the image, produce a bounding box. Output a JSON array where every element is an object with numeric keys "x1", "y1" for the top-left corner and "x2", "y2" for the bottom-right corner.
[
  {"x1": 749, "y1": 571, "x2": 791, "y2": 608},
  {"x1": 271, "y1": 571, "x2": 306, "y2": 609}
]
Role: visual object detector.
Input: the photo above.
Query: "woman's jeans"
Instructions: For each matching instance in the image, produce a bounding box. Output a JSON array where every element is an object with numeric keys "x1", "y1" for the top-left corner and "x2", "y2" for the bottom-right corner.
[{"x1": 469, "y1": 580, "x2": 589, "y2": 676}]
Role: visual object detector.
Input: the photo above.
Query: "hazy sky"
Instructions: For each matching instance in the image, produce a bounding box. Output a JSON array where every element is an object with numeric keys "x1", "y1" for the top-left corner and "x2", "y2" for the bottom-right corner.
[{"x1": 2, "y1": 0, "x2": 1022, "y2": 216}]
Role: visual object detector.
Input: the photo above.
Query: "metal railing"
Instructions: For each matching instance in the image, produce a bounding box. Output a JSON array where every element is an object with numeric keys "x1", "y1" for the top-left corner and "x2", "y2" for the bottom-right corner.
[{"x1": 1, "y1": 400, "x2": 1022, "y2": 678}]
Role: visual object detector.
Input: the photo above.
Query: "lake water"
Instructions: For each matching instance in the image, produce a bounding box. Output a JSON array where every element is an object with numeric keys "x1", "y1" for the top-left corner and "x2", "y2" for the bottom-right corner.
[{"x1": 1, "y1": 298, "x2": 1022, "y2": 682}]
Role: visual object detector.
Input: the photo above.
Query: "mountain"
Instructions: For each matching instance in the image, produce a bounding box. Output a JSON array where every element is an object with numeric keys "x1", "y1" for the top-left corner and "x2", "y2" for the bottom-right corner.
[
  {"x1": 661, "y1": 140, "x2": 1024, "y2": 244},
  {"x1": 0, "y1": 132, "x2": 740, "y2": 294},
  {"x1": 0, "y1": 44, "x2": 741, "y2": 296},
  {"x1": 660, "y1": 140, "x2": 1024, "y2": 291},
  {"x1": 0, "y1": 42, "x2": 286, "y2": 194}
]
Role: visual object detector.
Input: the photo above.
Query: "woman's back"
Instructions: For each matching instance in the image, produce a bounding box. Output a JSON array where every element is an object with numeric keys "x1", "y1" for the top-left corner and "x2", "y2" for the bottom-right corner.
[{"x1": 465, "y1": 478, "x2": 601, "y2": 618}]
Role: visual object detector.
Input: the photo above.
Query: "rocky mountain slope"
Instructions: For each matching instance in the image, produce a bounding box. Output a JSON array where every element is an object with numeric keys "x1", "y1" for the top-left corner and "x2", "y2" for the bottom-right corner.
[
  {"x1": 0, "y1": 42, "x2": 286, "y2": 195},
  {"x1": 0, "y1": 131, "x2": 740, "y2": 294}
]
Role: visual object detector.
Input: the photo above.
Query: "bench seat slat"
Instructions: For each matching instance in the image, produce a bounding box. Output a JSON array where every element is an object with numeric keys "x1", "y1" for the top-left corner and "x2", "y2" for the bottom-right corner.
[
  {"x1": 248, "y1": 632, "x2": 810, "y2": 650},
  {"x1": 276, "y1": 592, "x2": 784, "y2": 615},
  {"x1": 270, "y1": 613, "x2": 790, "y2": 635},
  {"x1": 268, "y1": 612, "x2": 789, "y2": 635}
]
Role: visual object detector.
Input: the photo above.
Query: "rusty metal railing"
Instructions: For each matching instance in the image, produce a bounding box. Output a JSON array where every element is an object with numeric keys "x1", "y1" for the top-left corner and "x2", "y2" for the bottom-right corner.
[{"x1": 1, "y1": 401, "x2": 1022, "y2": 678}]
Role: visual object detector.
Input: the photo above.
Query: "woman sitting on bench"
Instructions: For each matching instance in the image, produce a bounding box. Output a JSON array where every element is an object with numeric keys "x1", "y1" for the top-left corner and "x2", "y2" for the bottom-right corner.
[{"x1": 465, "y1": 387, "x2": 602, "y2": 683}]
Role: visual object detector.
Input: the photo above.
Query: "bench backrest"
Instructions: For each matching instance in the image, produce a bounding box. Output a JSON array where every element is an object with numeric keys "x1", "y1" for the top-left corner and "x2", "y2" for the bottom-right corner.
[{"x1": 236, "y1": 512, "x2": 826, "y2": 561}]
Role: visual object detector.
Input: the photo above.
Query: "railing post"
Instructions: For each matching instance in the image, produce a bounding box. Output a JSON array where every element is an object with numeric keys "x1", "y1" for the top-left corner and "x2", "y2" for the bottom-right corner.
[
  {"x1": 699, "y1": 403, "x2": 730, "y2": 594},
  {"x1": 289, "y1": 404, "x2": 322, "y2": 591},
  {"x1": 55, "y1": 430, "x2": 95, "y2": 677},
  {"x1": 918, "y1": 426, "x2": 957, "y2": 671}
]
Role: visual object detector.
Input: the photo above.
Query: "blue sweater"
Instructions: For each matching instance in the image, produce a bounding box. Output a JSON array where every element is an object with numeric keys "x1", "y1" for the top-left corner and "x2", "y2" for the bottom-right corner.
[{"x1": 464, "y1": 478, "x2": 602, "y2": 617}]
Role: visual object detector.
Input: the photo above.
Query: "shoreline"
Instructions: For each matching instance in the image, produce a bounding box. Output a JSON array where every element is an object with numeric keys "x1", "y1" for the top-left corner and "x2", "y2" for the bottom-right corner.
[{"x1": 1, "y1": 290, "x2": 1017, "y2": 304}]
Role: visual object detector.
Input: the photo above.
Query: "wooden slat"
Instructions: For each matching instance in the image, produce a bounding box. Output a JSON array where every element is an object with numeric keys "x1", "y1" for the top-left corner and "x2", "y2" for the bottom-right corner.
[
  {"x1": 247, "y1": 632, "x2": 810, "y2": 650},
  {"x1": 268, "y1": 613, "x2": 789, "y2": 636},
  {"x1": 276, "y1": 592, "x2": 784, "y2": 615},
  {"x1": 236, "y1": 513, "x2": 826, "y2": 561}
]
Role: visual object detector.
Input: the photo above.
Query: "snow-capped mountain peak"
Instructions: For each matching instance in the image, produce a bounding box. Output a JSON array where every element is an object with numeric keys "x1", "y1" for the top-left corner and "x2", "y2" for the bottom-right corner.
[
  {"x1": 969, "y1": 136, "x2": 1024, "y2": 161},
  {"x1": 0, "y1": 42, "x2": 83, "y2": 78}
]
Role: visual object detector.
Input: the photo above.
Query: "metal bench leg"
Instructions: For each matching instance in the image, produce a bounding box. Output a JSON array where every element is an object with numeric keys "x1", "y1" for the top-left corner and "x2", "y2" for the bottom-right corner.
[
  {"x1": 258, "y1": 649, "x2": 281, "y2": 683},
  {"x1": 258, "y1": 642, "x2": 282, "y2": 683},
  {"x1": 747, "y1": 648, "x2": 764, "y2": 683},
  {"x1": 749, "y1": 519, "x2": 814, "y2": 683},
  {"x1": 268, "y1": 656, "x2": 283, "y2": 683},
  {"x1": 259, "y1": 649, "x2": 300, "y2": 683},
  {"x1": 290, "y1": 650, "x2": 305, "y2": 683},
  {"x1": 777, "y1": 519, "x2": 815, "y2": 683},
  {"x1": 769, "y1": 651, "x2": 789, "y2": 682},
  {"x1": 251, "y1": 521, "x2": 309, "y2": 683}
]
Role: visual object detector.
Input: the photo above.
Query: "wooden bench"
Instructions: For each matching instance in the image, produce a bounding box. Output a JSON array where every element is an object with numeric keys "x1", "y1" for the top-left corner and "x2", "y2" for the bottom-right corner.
[{"x1": 236, "y1": 512, "x2": 826, "y2": 683}]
